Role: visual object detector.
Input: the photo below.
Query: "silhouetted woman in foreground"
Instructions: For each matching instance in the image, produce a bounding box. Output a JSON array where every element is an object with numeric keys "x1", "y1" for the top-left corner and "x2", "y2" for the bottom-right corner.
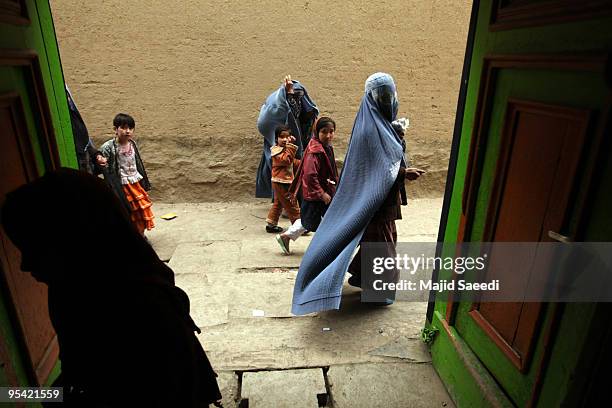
[{"x1": 1, "y1": 168, "x2": 222, "y2": 407}]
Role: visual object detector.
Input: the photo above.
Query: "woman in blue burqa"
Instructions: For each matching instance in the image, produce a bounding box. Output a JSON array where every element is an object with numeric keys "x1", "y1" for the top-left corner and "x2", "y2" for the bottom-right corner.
[
  {"x1": 255, "y1": 75, "x2": 319, "y2": 198},
  {"x1": 292, "y1": 72, "x2": 425, "y2": 314}
]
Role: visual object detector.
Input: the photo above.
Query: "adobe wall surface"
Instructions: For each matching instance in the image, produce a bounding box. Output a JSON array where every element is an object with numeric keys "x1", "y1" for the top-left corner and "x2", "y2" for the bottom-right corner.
[{"x1": 50, "y1": 0, "x2": 471, "y2": 201}]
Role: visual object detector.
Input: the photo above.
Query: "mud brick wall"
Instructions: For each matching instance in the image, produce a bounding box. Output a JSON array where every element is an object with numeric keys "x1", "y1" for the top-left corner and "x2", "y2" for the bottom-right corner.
[{"x1": 51, "y1": 0, "x2": 471, "y2": 201}]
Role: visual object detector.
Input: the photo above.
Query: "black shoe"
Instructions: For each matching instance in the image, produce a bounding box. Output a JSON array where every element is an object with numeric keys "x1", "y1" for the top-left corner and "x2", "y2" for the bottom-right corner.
[
  {"x1": 266, "y1": 225, "x2": 283, "y2": 233},
  {"x1": 348, "y1": 275, "x2": 362, "y2": 288}
]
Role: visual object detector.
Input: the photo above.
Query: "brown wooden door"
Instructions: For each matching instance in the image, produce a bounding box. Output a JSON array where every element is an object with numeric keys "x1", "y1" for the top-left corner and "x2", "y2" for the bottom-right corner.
[
  {"x1": 1, "y1": 0, "x2": 65, "y2": 385},
  {"x1": 469, "y1": 100, "x2": 590, "y2": 371},
  {"x1": 0, "y1": 93, "x2": 58, "y2": 385}
]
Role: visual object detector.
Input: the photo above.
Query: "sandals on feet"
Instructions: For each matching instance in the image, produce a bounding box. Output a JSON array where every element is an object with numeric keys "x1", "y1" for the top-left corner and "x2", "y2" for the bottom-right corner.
[{"x1": 276, "y1": 234, "x2": 290, "y2": 255}]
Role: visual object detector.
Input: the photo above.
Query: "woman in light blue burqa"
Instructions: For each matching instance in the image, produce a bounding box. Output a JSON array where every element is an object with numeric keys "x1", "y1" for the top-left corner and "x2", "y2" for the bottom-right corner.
[
  {"x1": 255, "y1": 75, "x2": 318, "y2": 198},
  {"x1": 292, "y1": 73, "x2": 424, "y2": 314}
]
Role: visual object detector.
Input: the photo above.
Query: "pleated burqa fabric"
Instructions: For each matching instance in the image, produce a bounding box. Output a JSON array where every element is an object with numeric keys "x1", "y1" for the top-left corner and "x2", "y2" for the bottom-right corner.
[
  {"x1": 292, "y1": 91, "x2": 405, "y2": 315},
  {"x1": 255, "y1": 81, "x2": 317, "y2": 198}
]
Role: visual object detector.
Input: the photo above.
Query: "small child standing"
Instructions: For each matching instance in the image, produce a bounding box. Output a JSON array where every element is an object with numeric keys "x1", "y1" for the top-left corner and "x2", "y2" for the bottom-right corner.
[
  {"x1": 100, "y1": 113, "x2": 154, "y2": 236},
  {"x1": 265, "y1": 125, "x2": 301, "y2": 233}
]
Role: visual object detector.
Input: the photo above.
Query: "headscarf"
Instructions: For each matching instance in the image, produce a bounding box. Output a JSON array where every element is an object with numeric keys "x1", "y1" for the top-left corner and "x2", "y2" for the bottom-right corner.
[
  {"x1": 0, "y1": 168, "x2": 222, "y2": 405},
  {"x1": 1, "y1": 168, "x2": 172, "y2": 285},
  {"x1": 292, "y1": 73, "x2": 405, "y2": 315},
  {"x1": 288, "y1": 116, "x2": 338, "y2": 201},
  {"x1": 255, "y1": 80, "x2": 318, "y2": 198}
]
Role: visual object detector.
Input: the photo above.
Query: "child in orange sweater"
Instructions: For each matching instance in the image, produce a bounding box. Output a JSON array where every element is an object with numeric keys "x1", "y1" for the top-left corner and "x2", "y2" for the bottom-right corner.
[{"x1": 265, "y1": 125, "x2": 301, "y2": 233}]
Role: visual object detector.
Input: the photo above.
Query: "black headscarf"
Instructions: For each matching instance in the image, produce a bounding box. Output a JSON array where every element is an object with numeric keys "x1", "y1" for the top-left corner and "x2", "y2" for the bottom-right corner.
[{"x1": 1, "y1": 168, "x2": 170, "y2": 285}]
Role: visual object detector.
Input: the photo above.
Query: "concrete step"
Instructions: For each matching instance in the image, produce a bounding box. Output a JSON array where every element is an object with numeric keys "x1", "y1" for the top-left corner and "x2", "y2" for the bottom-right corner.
[
  {"x1": 241, "y1": 368, "x2": 328, "y2": 408},
  {"x1": 328, "y1": 363, "x2": 455, "y2": 408}
]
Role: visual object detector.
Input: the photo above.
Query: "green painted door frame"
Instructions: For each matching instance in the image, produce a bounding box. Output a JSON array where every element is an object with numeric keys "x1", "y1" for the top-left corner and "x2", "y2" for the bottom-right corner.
[
  {"x1": 1, "y1": 0, "x2": 76, "y2": 394},
  {"x1": 427, "y1": 0, "x2": 612, "y2": 406}
]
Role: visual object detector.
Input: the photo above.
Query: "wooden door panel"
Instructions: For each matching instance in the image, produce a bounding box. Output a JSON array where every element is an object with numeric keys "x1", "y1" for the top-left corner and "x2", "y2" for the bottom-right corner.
[
  {"x1": 0, "y1": 92, "x2": 58, "y2": 385},
  {"x1": 490, "y1": 111, "x2": 565, "y2": 242},
  {"x1": 490, "y1": 0, "x2": 612, "y2": 30},
  {"x1": 513, "y1": 302, "x2": 544, "y2": 356},
  {"x1": 470, "y1": 100, "x2": 590, "y2": 371},
  {"x1": 0, "y1": 0, "x2": 29, "y2": 25},
  {"x1": 478, "y1": 302, "x2": 522, "y2": 344}
]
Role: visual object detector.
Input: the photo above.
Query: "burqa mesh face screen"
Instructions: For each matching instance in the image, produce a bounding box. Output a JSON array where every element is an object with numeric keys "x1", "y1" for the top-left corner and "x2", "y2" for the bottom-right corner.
[{"x1": 370, "y1": 84, "x2": 398, "y2": 122}]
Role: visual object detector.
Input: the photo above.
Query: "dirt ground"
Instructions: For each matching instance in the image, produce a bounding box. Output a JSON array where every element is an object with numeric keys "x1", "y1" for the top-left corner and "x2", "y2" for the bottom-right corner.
[{"x1": 50, "y1": 0, "x2": 471, "y2": 202}]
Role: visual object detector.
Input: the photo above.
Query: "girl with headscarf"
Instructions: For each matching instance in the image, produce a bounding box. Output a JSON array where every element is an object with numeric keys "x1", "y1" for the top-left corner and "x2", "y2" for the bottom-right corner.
[
  {"x1": 1, "y1": 169, "x2": 222, "y2": 407},
  {"x1": 277, "y1": 117, "x2": 339, "y2": 254},
  {"x1": 291, "y1": 73, "x2": 424, "y2": 314}
]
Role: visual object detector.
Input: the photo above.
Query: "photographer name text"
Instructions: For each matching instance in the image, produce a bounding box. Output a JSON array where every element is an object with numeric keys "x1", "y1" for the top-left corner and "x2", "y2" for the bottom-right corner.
[{"x1": 373, "y1": 279, "x2": 500, "y2": 292}]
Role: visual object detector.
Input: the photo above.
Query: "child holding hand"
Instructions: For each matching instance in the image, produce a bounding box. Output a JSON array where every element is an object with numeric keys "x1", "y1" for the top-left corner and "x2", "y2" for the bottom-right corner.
[{"x1": 265, "y1": 125, "x2": 301, "y2": 233}]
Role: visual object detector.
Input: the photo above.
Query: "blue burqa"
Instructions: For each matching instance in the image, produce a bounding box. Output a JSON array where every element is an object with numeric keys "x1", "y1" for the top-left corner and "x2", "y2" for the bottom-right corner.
[
  {"x1": 292, "y1": 77, "x2": 405, "y2": 315},
  {"x1": 255, "y1": 81, "x2": 318, "y2": 198}
]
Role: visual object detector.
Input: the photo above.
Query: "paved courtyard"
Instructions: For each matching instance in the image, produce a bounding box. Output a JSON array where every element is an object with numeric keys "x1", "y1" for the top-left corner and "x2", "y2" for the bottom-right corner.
[{"x1": 148, "y1": 197, "x2": 453, "y2": 407}]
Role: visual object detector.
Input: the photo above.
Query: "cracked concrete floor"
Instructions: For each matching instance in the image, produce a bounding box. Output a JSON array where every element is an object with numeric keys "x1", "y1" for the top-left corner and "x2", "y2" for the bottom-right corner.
[{"x1": 147, "y1": 198, "x2": 454, "y2": 408}]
